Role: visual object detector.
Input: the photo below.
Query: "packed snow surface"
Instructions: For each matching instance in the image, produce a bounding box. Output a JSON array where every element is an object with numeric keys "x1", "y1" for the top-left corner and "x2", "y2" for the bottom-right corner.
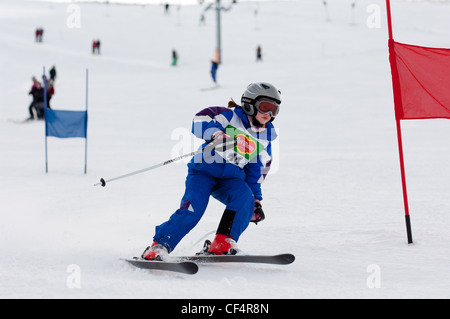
[{"x1": 1, "y1": 0, "x2": 450, "y2": 299}]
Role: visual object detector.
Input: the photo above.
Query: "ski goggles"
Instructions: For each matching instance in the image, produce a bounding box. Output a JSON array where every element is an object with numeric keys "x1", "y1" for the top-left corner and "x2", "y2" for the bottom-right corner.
[{"x1": 254, "y1": 98, "x2": 280, "y2": 117}]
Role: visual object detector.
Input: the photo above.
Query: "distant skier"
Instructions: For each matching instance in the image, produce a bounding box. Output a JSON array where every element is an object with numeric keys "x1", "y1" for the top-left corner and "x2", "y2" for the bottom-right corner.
[
  {"x1": 27, "y1": 77, "x2": 40, "y2": 120},
  {"x1": 96, "y1": 40, "x2": 101, "y2": 55},
  {"x1": 210, "y1": 60, "x2": 218, "y2": 83},
  {"x1": 49, "y1": 66, "x2": 57, "y2": 82},
  {"x1": 171, "y1": 50, "x2": 178, "y2": 66},
  {"x1": 92, "y1": 40, "x2": 101, "y2": 54},
  {"x1": 35, "y1": 28, "x2": 43, "y2": 42},
  {"x1": 199, "y1": 13, "x2": 205, "y2": 26},
  {"x1": 141, "y1": 82, "x2": 281, "y2": 260},
  {"x1": 256, "y1": 45, "x2": 262, "y2": 62},
  {"x1": 28, "y1": 81, "x2": 45, "y2": 120},
  {"x1": 45, "y1": 78, "x2": 54, "y2": 109},
  {"x1": 210, "y1": 49, "x2": 220, "y2": 84}
]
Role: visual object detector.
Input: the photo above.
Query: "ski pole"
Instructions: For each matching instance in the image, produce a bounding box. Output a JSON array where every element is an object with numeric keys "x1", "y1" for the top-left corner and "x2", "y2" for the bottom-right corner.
[{"x1": 94, "y1": 143, "x2": 216, "y2": 187}]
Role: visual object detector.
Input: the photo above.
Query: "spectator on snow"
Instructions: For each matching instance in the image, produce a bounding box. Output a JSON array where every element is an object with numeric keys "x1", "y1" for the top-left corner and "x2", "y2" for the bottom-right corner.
[
  {"x1": 49, "y1": 66, "x2": 57, "y2": 82},
  {"x1": 210, "y1": 60, "x2": 218, "y2": 84},
  {"x1": 92, "y1": 40, "x2": 101, "y2": 55},
  {"x1": 92, "y1": 40, "x2": 97, "y2": 54},
  {"x1": 35, "y1": 28, "x2": 43, "y2": 42},
  {"x1": 172, "y1": 50, "x2": 178, "y2": 66},
  {"x1": 39, "y1": 28, "x2": 44, "y2": 42},
  {"x1": 44, "y1": 78, "x2": 54, "y2": 109},
  {"x1": 28, "y1": 81, "x2": 45, "y2": 120},
  {"x1": 96, "y1": 40, "x2": 101, "y2": 54},
  {"x1": 256, "y1": 45, "x2": 262, "y2": 62},
  {"x1": 27, "y1": 77, "x2": 40, "y2": 120},
  {"x1": 199, "y1": 13, "x2": 206, "y2": 26}
]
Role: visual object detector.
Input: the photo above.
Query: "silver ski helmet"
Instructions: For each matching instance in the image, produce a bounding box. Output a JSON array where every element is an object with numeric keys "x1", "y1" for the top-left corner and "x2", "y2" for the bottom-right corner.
[{"x1": 241, "y1": 82, "x2": 281, "y2": 118}]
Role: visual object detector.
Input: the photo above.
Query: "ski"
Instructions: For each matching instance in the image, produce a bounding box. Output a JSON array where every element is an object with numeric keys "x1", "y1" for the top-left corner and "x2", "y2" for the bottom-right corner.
[
  {"x1": 175, "y1": 253, "x2": 295, "y2": 265},
  {"x1": 122, "y1": 258, "x2": 199, "y2": 275},
  {"x1": 122, "y1": 253, "x2": 294, "y2": 274}
]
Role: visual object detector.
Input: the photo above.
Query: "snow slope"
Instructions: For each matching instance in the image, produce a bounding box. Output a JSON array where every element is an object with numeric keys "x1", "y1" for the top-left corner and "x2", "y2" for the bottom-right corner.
[{"x1": 1, "y1": 0, "x2": 450, "y2": 299}]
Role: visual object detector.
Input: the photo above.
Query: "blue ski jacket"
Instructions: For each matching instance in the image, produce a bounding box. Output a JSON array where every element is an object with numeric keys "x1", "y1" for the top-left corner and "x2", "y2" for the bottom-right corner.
[{"x1": 188, "y1": 106, "x2": 277, "y2": 201}]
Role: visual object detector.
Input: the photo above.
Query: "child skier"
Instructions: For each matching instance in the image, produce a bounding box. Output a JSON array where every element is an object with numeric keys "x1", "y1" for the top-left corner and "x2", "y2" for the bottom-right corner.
[{"x1": 142, "y1": 82, "x2": 281, "y2": 260}]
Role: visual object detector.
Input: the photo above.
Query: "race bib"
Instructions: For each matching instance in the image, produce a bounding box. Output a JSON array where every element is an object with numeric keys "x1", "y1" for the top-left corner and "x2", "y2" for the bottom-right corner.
[{"x1": 222, "y1": 125, "x2": 265, "y2": 166}]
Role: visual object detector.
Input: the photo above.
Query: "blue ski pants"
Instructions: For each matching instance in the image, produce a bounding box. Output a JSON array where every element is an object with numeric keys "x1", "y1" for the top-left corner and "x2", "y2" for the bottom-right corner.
[{"x1": 153, "y1": 170, "x2": 255, "y2": 253}]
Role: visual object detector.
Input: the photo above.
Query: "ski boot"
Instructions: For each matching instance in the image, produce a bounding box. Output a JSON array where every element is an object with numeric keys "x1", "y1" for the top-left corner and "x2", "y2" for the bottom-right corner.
[
  {"x1": 141, "y1": 242, "x2": 168, "y2": 261},
  {"x1": 206, "y1": 234, "x2": 239, "y2": 255}
]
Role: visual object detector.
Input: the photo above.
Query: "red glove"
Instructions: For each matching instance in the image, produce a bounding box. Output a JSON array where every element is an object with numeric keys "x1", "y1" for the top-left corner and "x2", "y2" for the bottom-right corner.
[{"x1": 250, "y1": 199, "x2": 265, "y2": 224}]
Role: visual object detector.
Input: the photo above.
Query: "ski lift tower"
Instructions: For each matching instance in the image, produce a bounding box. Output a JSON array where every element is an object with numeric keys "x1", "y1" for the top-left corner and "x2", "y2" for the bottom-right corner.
[{"x1": 216, "y1": 0, "x2": 222, "y2": 64}]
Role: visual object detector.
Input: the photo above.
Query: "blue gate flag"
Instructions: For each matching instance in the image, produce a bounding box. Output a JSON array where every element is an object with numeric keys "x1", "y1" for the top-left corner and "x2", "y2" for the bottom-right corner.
[{"x1": 45, "y1": 108, "x2": 87, "y2": 138}]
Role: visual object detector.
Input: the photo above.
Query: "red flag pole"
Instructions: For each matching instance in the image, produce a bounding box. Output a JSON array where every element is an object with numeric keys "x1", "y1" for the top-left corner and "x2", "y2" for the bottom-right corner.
[
  {"x1": 386, "y1": 0, "x2": 413, "y2": 244},
  {"x1": 395, "y1": 118, "x2": 413, "y2": 244}
]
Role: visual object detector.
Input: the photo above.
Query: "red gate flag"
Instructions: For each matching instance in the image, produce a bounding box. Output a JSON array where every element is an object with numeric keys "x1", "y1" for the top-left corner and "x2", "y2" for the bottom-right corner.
[
  {"x1": 390, "y1": 41, "x2": 450, "y2": 120},
  {"x1": 386, "y1": 0, "x2": 450, "y2": 244}
]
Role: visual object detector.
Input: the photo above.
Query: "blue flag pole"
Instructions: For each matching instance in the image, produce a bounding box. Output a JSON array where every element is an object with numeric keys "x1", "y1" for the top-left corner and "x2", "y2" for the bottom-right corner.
[
  {"x1": 43, "y1": 66, "x2": 49, "y2": 173},
  {"x1": 84, "y1": 69, "x2": 89, "y2": 174}
]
